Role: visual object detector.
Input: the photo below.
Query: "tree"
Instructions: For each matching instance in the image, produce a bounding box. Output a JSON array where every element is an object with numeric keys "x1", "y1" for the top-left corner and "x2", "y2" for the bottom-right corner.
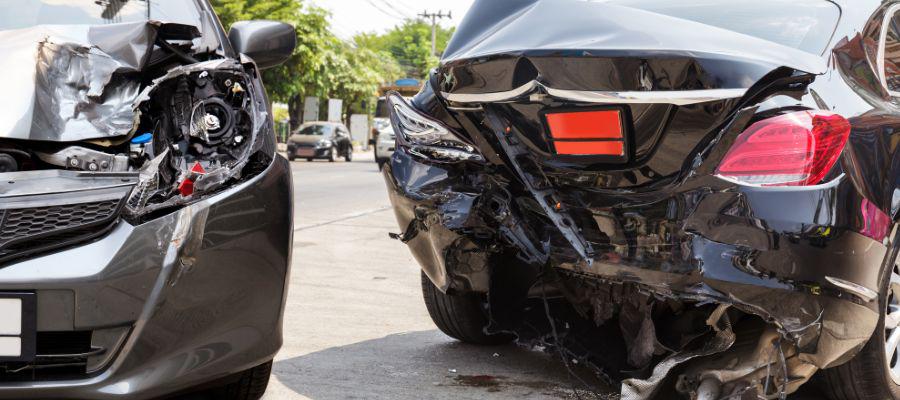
[
  {"x1": 211, "y1": 0, "x2": 333, "y2": 127},
  {"x1": 210, "y1": 1, "x2": 448, "y2": 127},
  {"x1": 354, "y1": 21, "x2": 454, "y2": 79}
]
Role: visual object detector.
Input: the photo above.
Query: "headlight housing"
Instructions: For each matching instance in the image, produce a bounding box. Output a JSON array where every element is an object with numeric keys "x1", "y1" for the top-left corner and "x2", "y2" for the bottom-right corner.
[
  {"x1": 125, "y1": 60, "x2": 271, "y2": 220},
  {"x1": 316, "y1": 139, "x2": 333, "y2": 149},
  {"x1": 387, "y1": 93, "x2": 482, "y2": 163}
]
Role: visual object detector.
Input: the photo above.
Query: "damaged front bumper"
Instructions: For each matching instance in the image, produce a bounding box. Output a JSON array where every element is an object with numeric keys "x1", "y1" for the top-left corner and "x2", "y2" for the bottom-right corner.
[
  {"x1": 385, "y1": 147, "x2": 886, "y2": 396},
  {"x1": 0, "y1": 156, "x2": 293, "y2": 399}
]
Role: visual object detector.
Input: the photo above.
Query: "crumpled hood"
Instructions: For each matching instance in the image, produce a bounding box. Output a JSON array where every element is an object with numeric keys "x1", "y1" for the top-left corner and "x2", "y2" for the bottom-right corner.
[{"x1": 0, "y1": 21, "x2": 197, "y2": 142}]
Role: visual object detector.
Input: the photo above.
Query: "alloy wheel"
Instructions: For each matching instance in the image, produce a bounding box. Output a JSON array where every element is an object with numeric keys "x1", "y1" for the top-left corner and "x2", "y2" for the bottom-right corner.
[{"x1": 886, "y1": 262, "x2": 900, "y2": 385}]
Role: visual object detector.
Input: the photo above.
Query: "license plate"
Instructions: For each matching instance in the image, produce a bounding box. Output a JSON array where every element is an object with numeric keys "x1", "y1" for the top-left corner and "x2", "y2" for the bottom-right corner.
[
  {"x1": 0, "y1": 293, "x2": 36, "y2": 362},
  {"x1": 296, "y1": 148, "x2": 316, "y2": 157},
  {"x1": 543, "y1": 108, "x2": 627, "y2": 158}
]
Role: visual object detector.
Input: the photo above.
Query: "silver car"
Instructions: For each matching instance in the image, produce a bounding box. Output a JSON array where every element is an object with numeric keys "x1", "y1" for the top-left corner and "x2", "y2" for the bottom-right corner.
[{"x1": 0, "y1": 1, "x2": 295, "y2": 399}]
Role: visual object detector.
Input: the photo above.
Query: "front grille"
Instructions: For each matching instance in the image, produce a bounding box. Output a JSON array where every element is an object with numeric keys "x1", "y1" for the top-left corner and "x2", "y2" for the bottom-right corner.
[
  {"x1": 0, "y1": 199, "x2": 123, "y2": 265},
  {"x1": 0, "y1": 201, "x2": 119, "y2": 241},
  {"x1": 0, "y1": 331, "x2": 94, "y2": 382}
]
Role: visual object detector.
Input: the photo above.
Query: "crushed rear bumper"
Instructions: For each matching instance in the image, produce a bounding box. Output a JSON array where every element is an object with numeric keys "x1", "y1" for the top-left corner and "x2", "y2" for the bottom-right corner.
[{"x1": 385, "y1": 148, "x2": 885, "y2": 375}]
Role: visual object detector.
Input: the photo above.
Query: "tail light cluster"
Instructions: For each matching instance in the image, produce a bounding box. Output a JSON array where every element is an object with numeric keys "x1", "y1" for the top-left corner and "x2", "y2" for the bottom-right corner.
[{"x1": 716, "y1": 110, "x2": 851, "y2": 186}]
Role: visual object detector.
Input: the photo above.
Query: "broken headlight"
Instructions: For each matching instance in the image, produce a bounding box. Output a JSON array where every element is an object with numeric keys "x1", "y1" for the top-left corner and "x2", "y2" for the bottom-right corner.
[
  {"x1": 125, "y1": 60, "x2": 271, "y2": 218},
  {"x1": 387, "y1": 93, "x2": 482, "y2": 163}
]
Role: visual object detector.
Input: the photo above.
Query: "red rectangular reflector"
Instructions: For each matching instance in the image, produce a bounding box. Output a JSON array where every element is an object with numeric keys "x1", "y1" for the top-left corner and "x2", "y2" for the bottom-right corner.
[
  {"x1": 546, "y1": 110, "x2": 623, "y2": 140},
  {"x1": 554, "y1": 141, "x2": 625, "y2": 156}
]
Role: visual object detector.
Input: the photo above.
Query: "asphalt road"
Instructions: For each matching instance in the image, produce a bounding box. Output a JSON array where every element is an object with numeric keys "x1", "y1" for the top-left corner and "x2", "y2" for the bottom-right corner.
[{"x1": 257, "y1": 151, "x2": 823, "y2": 400}]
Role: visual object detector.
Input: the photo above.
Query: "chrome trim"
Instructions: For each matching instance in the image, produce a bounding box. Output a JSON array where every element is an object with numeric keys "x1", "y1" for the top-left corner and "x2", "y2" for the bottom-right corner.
[
  {"x1": 441, "y1": 80, "x2": 747, "y2": 105},
  {"x1": 545, "y1": 87, "x2": 748, "y2": 106},
  {"x1": 878, "y1": 3, "x2": 900, "y2": 98},
  {"x1": 37, "y1": 346, "x2": 106, "y2": 359},
  {"x1": 442, "y1": 81, "x2": 539, "y2": 103},
  {"x1": 826, "y1": 276, "x2": 878, "y2": 302}
]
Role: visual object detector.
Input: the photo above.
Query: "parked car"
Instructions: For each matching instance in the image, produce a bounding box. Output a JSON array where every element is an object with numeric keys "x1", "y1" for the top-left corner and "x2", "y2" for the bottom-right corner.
[
  {"x1": 373, "y1": 118, "x2": 395, "y2": 169},
  {"x1": 383, "y1": 0, "x2": 900, "y2": 399},
  {"x1": 287, "y1": 122, "x2": 353, "y2": 162},
  {"x1": 0, "y1": 1, "x2": 295, "y2": 399}
]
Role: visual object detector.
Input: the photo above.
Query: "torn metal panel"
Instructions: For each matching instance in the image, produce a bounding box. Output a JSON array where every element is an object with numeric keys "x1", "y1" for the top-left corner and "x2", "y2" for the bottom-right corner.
[{"x1": 0, "y1": 21, "x2": 199, "y2": 142}]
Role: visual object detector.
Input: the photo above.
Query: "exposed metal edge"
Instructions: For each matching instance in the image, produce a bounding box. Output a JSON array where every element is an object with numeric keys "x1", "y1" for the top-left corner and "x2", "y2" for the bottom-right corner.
[
  {"x1": 825, "y1": 276, "x2": 878, "y2": 302},
  {"x1": 441, "y1": 80, "x2": 747, "y2": 105}
]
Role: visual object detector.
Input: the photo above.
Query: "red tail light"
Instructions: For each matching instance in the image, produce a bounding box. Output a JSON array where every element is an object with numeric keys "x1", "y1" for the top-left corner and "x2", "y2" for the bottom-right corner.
[{"x1": 716, "y1": 111, "x2": 851, "y2": 186}]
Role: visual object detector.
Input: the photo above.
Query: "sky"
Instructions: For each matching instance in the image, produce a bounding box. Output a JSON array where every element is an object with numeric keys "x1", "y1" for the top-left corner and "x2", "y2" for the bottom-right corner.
[{"x1": 310, "y1": 0, "x2": 475, "y2": 39}]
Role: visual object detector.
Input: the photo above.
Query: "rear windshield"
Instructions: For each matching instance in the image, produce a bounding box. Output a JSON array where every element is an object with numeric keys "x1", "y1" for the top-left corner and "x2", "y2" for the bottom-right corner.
[
  {"x1": 298, "y1": 125, "x2": 334, "y2": 136},
  {"x1": 607, "y1": 0, "x2": 840, "y2": 54},
  {"x1": 0, "y1": 0, "x2": 203, "y2": 30}
]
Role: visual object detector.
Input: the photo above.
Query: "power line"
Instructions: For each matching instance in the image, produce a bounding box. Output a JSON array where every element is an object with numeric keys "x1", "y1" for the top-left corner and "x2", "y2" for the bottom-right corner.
[
  {"x1": 364, "y1": 0, "x2": 405, "y2": 20},
  {"x1": 374, "y1": 0, "x2": 413, "y2": 19},
  {"x1": 393, "y1": 0, "x2": 419, "y2": 12},
  {"x1": 417, "y1": 10, "x2": 452, "y2": 56}
]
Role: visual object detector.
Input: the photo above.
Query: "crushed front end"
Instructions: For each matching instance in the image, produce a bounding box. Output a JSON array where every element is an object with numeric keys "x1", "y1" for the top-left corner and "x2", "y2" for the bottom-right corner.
[
  {"x1": 0, "y1": 16, "x2": 292, "y2": 400},
  {"x1": 383, "y1": 1, "x2": 892, "y2": 398}
]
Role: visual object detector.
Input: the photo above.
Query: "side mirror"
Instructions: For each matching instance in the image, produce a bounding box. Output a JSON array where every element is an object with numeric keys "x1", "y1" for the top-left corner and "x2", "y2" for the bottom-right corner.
[{"x1": 228, "y1": 20, "x2": 296, "y2": 70}]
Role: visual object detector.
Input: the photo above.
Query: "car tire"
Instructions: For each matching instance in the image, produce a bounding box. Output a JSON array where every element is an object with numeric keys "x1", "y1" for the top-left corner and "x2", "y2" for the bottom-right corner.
[
  {"x1": 345, "y1": 146, "x2": 353, "y2": 162},
  {"x1": 220, "y1": 361, "x2": 273, "y2": 400},
  {"x1": 306, "y1": 158, "x2": 313, "y2": 162},
  {"x1": 821, "y1": 252, "x2": 900, "y2": 400},
  {"x1": 287, "y1": 154, "x2": 295, "y2": 162},
  {"x1": 376, "y1": 158, "x2": 386, "y2": 170},
  {"x1": 421, "y1": 271, "x2": 514, "y2": 345},
  {"x1": 328, "y1": 147, "x2": 337, "y2": 163}
]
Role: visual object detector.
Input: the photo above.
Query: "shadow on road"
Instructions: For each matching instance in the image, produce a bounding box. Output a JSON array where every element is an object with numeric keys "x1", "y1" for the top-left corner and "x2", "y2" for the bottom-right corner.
[
  {"x1": 272, "y1": 330, "x2": 616, "y2": 399},
  {"x1": 265, "y1": 329, "x2": 831, "y2": 400}
]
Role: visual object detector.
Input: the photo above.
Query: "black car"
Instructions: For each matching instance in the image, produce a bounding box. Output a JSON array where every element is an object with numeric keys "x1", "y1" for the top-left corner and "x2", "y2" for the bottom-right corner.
[
  {"x1": 384, "y1": 1, "x2": 900, "y2": 399},
  {"x1": 287, "y1": 122, "x2": 354, "y2": 162}
]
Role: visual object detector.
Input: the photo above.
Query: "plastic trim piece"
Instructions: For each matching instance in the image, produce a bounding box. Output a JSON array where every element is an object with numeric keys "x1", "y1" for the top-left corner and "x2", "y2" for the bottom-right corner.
[{"x1": 441, "y1": 80, "x2": 747, "y2": 105}]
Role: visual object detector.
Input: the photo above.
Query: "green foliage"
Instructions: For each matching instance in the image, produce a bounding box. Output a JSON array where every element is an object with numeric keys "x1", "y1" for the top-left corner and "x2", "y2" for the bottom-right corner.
[
  {"x1": 210, "y1": 0, "x2": 452, "y2": 125},
  {"x1": 354, "y1": 20, "x2": 454, "y2": 79},
  {"x1": 211, "y1": 0, "x2": 401, "y2": 126},
  {"x1": 211, "y1": 0, "x2": 332, "y2": 107}
]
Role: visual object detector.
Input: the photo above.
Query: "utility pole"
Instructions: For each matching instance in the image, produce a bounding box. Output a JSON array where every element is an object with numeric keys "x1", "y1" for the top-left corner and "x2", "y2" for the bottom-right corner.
[{"x1": 418, "y1": 10, "x2": 452, "y2": 56}]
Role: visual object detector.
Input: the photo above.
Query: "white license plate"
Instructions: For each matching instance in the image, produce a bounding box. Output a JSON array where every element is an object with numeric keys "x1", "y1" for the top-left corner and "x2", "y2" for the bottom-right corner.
[
  {"x1": 296, "y1": 148, "x2": 316, "y2": 157},
  {"x1": 0, "y1": 298, "x2": 22, "y2": 357}
]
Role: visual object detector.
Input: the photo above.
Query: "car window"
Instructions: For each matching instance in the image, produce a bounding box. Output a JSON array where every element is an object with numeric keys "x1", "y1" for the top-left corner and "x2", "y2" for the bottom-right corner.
[
  {"x1": 375, "y1": 98, "x2": 390, "y2": 118},
  {"x1": 882, "y1": 5, "x2": 900, "y2": 94},
  {"x1": 602, "y1": 0, "x2": 840, "y2": 55},
  {"x1": 298, "y1": 125, "x2": 334, "y2": 137},
  {"x1": 0, "y1": 0, "x2": 203, "y2": 30}
]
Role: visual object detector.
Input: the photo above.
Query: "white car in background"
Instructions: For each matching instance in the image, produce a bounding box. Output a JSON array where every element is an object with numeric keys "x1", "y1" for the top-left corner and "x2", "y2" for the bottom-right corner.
[{"x1": 373, "y1": 117, "x2": 394, "y2": 169}]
